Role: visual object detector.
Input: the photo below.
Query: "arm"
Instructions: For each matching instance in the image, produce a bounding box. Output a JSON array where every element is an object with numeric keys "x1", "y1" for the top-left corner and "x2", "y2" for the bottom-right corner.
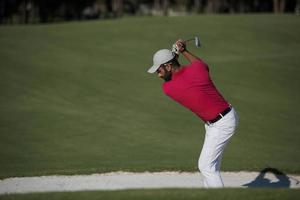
[
  {"x1": 182, "y1": 50, "x2": 201, "y2": 63},
  {"x1": 175, "y1": 39, "x2": 201, "y2": 63}
]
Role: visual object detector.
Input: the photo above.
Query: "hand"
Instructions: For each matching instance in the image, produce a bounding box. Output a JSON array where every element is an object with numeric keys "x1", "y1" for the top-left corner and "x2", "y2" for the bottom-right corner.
[
  {"x1": 172, "y1": 39, "x2": 187, "y2": 55},
  {"x1": 176, "y1": 39, "x2": 187, "y2": 53},
  {"x1": 171, "y1": 43, "x2": 179, "y2": 55}
]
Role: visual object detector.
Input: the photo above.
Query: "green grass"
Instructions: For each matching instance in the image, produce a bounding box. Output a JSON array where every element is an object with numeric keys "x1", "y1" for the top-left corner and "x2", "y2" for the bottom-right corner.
[
  {"x1": 1, "y1": 189, "x2": 300, "y2": 200},
  {"x1": 0, "y1": 14, "x2": 300, "y2": 178}
]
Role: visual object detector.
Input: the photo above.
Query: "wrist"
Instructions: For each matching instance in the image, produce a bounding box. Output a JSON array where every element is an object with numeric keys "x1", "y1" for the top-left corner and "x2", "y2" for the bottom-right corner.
[{"x1": 181, "y1": 49, "x2": 188, "y2": 54}]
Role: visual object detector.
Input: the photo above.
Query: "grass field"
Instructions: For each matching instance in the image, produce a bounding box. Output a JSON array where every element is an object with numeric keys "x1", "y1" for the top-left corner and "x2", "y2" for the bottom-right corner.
[{"x1": 0, "y1": 14, "x2": 300, "y2": 181}]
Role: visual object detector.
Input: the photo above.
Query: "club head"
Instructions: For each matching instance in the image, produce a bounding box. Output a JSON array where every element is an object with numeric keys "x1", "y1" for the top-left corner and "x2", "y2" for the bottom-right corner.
[{"x1": 194, "y1": 36, "x2": 200, "y2": 48}]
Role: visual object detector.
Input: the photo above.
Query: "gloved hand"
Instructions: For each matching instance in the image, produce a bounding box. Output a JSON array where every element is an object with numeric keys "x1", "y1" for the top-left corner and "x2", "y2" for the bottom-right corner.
[
  {"x1": 171, "y1": 39, "x2": 186, "y2": 55},
  {"x1": 171, "y1": 43, "x2": 179, "y2": 55}
]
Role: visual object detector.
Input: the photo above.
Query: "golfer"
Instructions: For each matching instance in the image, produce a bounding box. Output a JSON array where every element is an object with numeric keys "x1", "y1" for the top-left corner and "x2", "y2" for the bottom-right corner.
[{"x1": 147, "y1": 39, "x2": 238, "y2": 188}]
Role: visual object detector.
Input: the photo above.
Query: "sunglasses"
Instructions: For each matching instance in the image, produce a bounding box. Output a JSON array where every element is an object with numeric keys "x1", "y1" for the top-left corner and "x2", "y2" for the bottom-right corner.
[{"x1": 156, "y1": 63, "x2": 171, "y2": 73}]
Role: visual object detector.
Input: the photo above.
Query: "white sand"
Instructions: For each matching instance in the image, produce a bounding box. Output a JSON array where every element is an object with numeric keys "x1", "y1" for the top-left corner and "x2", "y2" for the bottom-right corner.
[{"x1": 0, "y1": 171, "x2": 299, "y2": 195}]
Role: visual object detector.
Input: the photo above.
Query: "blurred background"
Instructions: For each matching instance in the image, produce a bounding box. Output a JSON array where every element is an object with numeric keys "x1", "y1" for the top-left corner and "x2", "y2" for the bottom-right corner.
[{"x1": 1, "y1": 0, "x2": 300, "y2": 25}]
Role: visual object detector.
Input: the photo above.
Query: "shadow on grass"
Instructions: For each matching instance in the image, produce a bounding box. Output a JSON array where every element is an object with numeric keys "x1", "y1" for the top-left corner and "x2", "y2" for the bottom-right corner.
[{"x1": 243, "y1": 167, "x2": 293, "y2": 188}]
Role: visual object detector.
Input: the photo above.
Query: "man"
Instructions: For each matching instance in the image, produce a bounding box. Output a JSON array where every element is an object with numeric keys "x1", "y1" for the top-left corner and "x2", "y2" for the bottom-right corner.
[{"x1": 147, "y1": 39, "x2": 238, "y2": 188}]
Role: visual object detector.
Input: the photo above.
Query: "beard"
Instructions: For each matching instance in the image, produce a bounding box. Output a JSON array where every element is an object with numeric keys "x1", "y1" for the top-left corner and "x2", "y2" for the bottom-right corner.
[{"x1": 161, "y1": 71, "x2": 172, "y2": 82}]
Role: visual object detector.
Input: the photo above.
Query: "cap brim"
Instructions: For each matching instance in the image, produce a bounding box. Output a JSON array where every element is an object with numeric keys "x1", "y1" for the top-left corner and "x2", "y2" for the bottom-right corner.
[{"x1": 147, "y1": 65, "x2": 159, "y2": 73}]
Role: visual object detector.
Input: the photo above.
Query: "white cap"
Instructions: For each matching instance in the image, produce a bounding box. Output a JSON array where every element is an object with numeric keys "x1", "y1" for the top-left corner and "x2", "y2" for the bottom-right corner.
[{"x1": 147, "y1": 49, "x2": 175, "y2": 73}]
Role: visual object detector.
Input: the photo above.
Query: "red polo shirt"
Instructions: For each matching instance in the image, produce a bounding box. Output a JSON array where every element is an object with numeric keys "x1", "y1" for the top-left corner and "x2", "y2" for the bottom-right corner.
[{"x1": 162, "y1": 59, "x2": 229, "y2": 122}]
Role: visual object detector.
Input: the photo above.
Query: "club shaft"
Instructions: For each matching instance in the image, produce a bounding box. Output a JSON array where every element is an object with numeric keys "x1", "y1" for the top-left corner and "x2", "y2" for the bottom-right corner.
[{"x1": 185, "y1": 38, "x2": 194, "y2": 42}]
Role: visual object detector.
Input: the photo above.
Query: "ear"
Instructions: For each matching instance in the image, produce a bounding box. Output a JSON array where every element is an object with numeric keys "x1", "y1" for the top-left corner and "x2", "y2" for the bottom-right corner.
[{"x1": 165, "y1": 64, "x2": 172, "y2": 72}]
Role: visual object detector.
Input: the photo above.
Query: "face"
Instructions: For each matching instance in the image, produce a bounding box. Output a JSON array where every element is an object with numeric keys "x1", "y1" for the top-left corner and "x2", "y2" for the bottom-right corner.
[{"x1": 156, "y1": 64, "x2": 172, "y2": 82}]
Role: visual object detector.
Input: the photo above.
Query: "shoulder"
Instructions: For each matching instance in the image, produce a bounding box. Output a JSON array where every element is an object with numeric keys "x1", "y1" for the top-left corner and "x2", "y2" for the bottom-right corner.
[
  {"x1": 187, "y1": 59, "x2": 209, "y2": 71},
  {"x1": 191, "y1": 59, "x2": 208, "y2": 67}
]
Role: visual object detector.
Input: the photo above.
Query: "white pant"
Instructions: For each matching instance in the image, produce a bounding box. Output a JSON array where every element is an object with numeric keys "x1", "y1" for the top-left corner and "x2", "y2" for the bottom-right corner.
[{"x1": 198, "y1": 107, "x2": 238, "y2": 188}]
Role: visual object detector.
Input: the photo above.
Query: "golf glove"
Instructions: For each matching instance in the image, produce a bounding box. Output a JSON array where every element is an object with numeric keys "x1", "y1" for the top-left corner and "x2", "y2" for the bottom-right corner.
[{"x1": 172, "y1": 43, "x2": 180, "y2": 55}]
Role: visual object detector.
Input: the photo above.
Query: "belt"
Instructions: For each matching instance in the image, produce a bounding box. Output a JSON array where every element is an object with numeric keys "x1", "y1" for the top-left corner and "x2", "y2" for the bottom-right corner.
[{"x1": 206, "y1": 106, "x2": 232, "y2": 125}]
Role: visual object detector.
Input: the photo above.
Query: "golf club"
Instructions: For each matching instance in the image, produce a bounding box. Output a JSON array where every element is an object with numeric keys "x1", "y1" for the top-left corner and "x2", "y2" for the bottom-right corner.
[
  {"x1": 185, "y1": 36, "x2": 201, "y2": 47},
  {"x1": 171, "y1": 36, "x2": 201, "y2": 54}
]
